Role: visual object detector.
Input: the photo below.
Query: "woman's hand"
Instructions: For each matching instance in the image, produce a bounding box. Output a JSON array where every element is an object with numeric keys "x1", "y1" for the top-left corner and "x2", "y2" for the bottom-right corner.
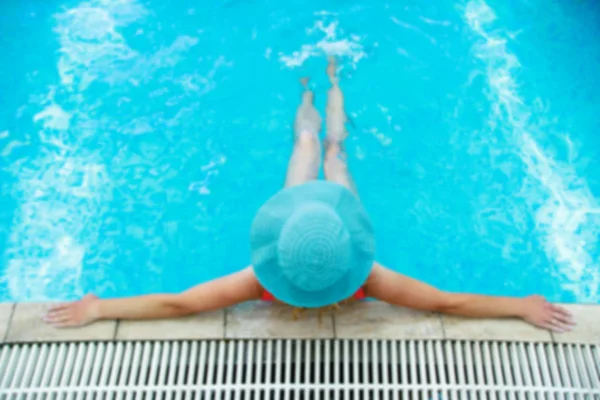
[
  {"x1": 44, "y1": 294, "x2": 101, "y2": 328},
  {"x1": 520, "y1": 295, "x2": 574, "y2": 333}
]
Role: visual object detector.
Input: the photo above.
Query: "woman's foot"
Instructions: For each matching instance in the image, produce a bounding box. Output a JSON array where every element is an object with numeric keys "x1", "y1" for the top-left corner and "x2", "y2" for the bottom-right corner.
[
  {"x1": 326, "y1": 56, "x2": 338, "y2": 85},
  {"x1": 294, "y1": 77, "x2": 322, "y2": 137}
]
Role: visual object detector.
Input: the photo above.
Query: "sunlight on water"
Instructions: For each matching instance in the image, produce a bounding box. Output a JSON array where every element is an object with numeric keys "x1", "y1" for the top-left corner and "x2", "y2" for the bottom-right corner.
[
  {"x1": 465, "y1": 0, "x2": 600, "y2": 302},
  {"x1": 5, "y1": 0, "x2": 143, "y2": 300}
]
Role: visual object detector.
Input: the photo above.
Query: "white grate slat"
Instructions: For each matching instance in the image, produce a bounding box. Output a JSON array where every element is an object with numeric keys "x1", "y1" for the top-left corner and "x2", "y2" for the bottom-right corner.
[
  {"x1": 264, "y1": 340, "x2": 273, "y2": 400},
  {"x1": 0, "y1": 346, "x2": 11, "y2": 387},
  {"x1": 342, "y1": 340, "x2": 350, "y2": 400},
  {"x1": 157, "y1": 342, "x2": 170, "y2": 391},
  {"x1": 582, "y1": 345, "x2": 600, "y2": 389},
  {"x1": 115, "y1": 342, "x2": 133, "y2": 400},
  {"x1": 313, "y1": 340, "x2": 320, "y2": 400},
  {"x1": 79, "y1": 343, "x2": 93, "y2": 392},
  {"x1": 492, "y1": 343, "x2": 507, "y2": 400},
  {"x1": 330, "y1": 340, "x2": 336, "y2": 400},
  {"x1": 558, "y1": 343, "x2": 575, "y2": 397},
  {"x1": 360, "y1": 340, "x2": 367, "y2": 395},
  {"x1": 351, "y1": 340, "x2": 359, "y2": 400},
  {"x1": 204, "y1": 341, "x2": 216, "y2": 393},
  {"x1": 473, "y1": 340, "x2": 484, "y2": 393},
  {"x1": 417, "y1": 340, "x2": 426, "y2": 400},
  {"x1": 224, "y1": 340, "x2": 235, "y2": 400},
  {"x1": 433, "y1": 341, "x2": 446, "y2": 400},
  {"x1": 215, "y1": 340, "x2": 226, "y2": 395},
  {"x1": 8, "y1": 342, "x2": 30, "y2": 389},
  {"x1": 98, "y1": 342, "x2": 115, "y2": 390},
  {"x1": 294, "y1": 340, "x2": 302, "y2": 400},
  {"x1": 164, "y1": 343, "x2": 177, "y2": 400},
  {"x1": 401, "y1": 339, "x2": 408, "y2": 400},
  {"x1": 2, "y1": 344, "x2": 21, "y2": 388},
  {"x1": 372, "y1": 340, "x2": 379, "y2": 397},
  {"x1": 65, "y1": 344, "x2": 85, "y2": 400},
  {"x1": 284, "y1": 339, "x2": 292, "y2": 400},
  {"x1": 482, "y1": 342, "x2": 496, "y2": 400},
  {"x1": 390, "y1": 339, "x2": 399, "y2": 387},
  {"x1": 517, "y1": 343, "x2": 533, "y2": 400},
  {"x1": 273, "y1": 340, "x2": 281, "y2": 400},
  {"x1": 536, "y1": 343, "x2": 552, "y2": 392},
  {"x1": 89, "y1": 343, "x2": 105, "y2": 400},
  {"x1": 569, "y1": 345, "x2": 588, "y2": 391},
  {"x1": 444, "y1": 341, "x2": 456, "y2": 400},
  {"x1": 382, "y1": 341, "x2": 390, "y2": 400},
  {"x1": 243, "y1": 341, "x2": 254, "y2": 400},
  {"x1": 108, "y1": 343, "x2": 121, "y2": 400},
  {"x1": 0, "y1": 340, "x2": 598, "y2": 399},
  {"x1": 465, "y1": 341, "x2": 475, "y2": 388},
  {"x1": 133, "y1": 342, "x2": 150, "y2": 399},
  {"x1": 409, "y1": 341, "x2": 417, "y2": 400},
  {"x1": 426, "y1": 341, "x2": 436, "y2": 400},
  {"x1": 594, "y1": 346, "x2": 600, "y2": 375},
  {"x1": 458, "y1": 341, "x2": 466, "y2": 391},
  {"x1": 546, "y1": 343, "x2": 563, "y2": 391},
  {"x1": 26, "y1": 345, "x2": 47, "y2": 400}
]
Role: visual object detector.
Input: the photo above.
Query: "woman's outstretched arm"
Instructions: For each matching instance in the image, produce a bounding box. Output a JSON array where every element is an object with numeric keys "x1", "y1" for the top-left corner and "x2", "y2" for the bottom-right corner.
[
  {"x1": 365, "y1": 262, "x2": 575, "y2": 332},
  {"x1": 44, "y1": 266, "x2": 262, "y2": 327}
]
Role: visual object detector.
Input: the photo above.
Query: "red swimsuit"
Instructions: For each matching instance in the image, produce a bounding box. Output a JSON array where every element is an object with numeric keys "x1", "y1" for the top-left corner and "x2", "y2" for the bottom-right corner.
[{"x1": 261, "y1": 287, "x2": 366, "y2": 302}]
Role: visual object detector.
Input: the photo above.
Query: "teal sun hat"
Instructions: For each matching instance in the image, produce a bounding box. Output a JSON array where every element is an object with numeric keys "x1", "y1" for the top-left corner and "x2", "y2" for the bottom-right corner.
[{"x1": 250, "y1": 181, "x2": 375, "y2": 308}]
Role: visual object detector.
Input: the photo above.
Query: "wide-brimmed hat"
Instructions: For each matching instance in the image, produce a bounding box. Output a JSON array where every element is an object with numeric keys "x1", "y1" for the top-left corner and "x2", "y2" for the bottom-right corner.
[{"x1": 250, "y1": 181, "x2": 375, "y2": 308}]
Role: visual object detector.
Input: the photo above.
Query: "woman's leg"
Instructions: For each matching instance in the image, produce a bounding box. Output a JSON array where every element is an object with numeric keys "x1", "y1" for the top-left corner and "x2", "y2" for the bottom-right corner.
[
  {"x1": 323, "y1": 58, "x2": 358, "y2": 196},
  {"x1": 284, "y1": 78, "x2": 323, "y2": 188}
]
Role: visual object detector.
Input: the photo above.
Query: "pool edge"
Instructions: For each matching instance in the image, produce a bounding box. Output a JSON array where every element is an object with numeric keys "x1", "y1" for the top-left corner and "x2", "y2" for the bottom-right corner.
[{"x1": 0, "y1": 301, "x2": 598, "y2": 344}]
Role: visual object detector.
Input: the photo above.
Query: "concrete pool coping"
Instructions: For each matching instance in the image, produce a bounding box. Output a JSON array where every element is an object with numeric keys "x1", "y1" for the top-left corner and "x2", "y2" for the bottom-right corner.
[{"x1": 0, "y1": 301, "x2": 598, "y2": 344}]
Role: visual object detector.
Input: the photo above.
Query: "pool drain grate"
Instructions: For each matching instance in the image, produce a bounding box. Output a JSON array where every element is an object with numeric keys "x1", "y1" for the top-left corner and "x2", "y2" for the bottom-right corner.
[{"x1": 0, "y1": 339, "x2": 598, "y2": 399}]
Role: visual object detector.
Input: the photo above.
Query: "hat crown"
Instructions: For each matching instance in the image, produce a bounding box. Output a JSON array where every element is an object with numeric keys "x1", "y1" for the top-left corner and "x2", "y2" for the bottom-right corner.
[
  {"x1": 277, "y1": 202, "x2": 351, "y2": 292},
  {"x1": 250, "y1": 181, "x2": 374, "y2": 308}
]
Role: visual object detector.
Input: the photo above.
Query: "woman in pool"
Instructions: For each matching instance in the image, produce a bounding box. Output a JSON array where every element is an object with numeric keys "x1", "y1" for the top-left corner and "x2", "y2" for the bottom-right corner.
[{"x1": 45, "y1": 58, "x2": 574, "y2": 333}]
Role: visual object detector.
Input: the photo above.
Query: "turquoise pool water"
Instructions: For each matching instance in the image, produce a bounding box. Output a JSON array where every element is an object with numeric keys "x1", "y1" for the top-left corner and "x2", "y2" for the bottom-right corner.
[{"x1": 1, "y1": 0, "x2": 599, "y2": 303}]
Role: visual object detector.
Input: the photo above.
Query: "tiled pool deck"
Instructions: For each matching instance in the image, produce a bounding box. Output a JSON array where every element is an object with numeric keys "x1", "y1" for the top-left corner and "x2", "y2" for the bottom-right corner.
[{"x1": 1, "y1": 301, "x2": 598, "y2": 344}]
